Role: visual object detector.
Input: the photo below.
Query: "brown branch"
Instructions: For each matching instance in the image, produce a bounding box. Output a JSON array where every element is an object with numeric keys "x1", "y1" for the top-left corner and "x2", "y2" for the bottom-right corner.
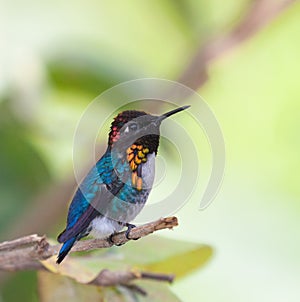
[
  {"x1": 0, "y1": 216, "x2": 178, "y2": 272},
  {"x1": 89, "y1": 270, "x2": 174, "y2": 287},
  {"x1": 179, "y1": 0, "x2": 295, "y2": 90},
  {"x1": 121, "y1": 284, "x2": 148, "y2": 296}
]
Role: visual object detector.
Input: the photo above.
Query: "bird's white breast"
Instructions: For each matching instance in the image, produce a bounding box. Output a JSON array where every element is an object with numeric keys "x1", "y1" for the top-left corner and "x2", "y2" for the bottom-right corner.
[
  {"x1": 141, "y1": 153, "x2": 155, "y2": 190},
  {"x1": 89, "y1": 216, "x2": 123, "y2": 239}
]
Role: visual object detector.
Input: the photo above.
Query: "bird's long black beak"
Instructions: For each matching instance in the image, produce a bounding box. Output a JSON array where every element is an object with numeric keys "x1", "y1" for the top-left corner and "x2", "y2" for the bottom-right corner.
[
  {"x1": 162, "y1": 105, "x2": 190, "y2": 119},
  {"x1": 156, "y1": 105, "x2": 190, "y2": 123}
]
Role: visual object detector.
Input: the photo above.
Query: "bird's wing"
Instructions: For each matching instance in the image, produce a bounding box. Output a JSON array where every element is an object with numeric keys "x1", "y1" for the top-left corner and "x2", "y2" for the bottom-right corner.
[
  {"x1": 57, "y1": 157, "x2": 128, "y2": 243},
  {"x1": 57, "y1": 183, "x2": 111, "y2": 243}
]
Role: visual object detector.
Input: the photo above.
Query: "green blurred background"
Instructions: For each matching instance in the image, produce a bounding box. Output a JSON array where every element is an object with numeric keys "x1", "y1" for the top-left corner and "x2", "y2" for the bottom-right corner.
[{"x1": 1, "y1": 0, "x2": 299, "y2": 301}]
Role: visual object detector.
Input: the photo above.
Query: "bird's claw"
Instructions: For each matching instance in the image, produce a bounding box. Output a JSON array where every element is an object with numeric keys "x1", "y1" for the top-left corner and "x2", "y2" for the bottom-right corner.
[
  {"x1": 107, "y1": 233, "x2": 115, "y2": 245},
  {"x1": 107, "y1": 224, "x2": 140, "y2": 246},
  {"x1": 107, "y1": 233, "x2": 124, "y2": 246},
  {"x1": 125, "y1": 223, "x2": 140, "y2": 241}
]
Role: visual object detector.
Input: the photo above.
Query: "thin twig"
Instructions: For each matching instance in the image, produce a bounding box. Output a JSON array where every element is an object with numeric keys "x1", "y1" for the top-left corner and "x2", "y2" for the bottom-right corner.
[
  {"x1": 140, "y1": 272, "x2": 175, "y2": 283},
  {"x1": 88, "y1": 269, "x2": 174, "y2": 287},
  {"x1": 121, "y1": 284, "x2": 148, "y2": 296}
]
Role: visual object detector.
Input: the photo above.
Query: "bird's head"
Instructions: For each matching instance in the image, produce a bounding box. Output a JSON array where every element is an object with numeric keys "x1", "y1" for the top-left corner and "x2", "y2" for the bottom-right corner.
[{"x1": 108, "y1": 105, "x2": 190, "y2": 154}]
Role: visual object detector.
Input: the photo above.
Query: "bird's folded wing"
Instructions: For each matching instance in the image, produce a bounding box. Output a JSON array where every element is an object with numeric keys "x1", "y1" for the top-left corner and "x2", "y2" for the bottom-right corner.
[{"x1": 57, "y1": 184, "x2": 113, "y2": 243}]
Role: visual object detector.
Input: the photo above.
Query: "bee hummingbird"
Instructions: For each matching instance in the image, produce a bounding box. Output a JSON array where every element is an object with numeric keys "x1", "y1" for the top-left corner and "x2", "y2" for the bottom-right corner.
[{"x1": 57, "y1": 105, "x2": 190, "y2": 263}]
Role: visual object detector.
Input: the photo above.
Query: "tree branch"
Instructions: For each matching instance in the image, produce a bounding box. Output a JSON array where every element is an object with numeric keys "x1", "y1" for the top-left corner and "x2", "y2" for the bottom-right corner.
[
  {"x1": 89, "y1": 270, "x2": 175, "y2": 287},
  {"x1": 0, "y1": 216, "x2": 178, "y2": 272},
  {"x1": 179, "y1": 0, "x2": 295, "y2": 90}
]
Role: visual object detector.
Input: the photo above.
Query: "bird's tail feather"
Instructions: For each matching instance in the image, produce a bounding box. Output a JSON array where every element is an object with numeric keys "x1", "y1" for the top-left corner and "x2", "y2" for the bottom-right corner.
[{"x1": 56, "y1": 237, "x2": 77, "y2": 264}]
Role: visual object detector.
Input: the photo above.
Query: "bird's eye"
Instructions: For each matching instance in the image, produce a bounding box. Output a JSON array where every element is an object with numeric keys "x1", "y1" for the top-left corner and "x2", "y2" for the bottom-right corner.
[
  {"x1": 129, "y1": 123, "x2": 138, "y2": 131},
  {"x1": 124, "y1": 122, "x2": 138, "y2": 133}
]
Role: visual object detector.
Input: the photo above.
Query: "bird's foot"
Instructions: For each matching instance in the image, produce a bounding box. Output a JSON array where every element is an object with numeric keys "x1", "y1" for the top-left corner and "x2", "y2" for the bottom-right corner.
[
  {"x1": 107, "y1": 233, "x2": 124, "y2": 246},
  {"x1": 107, "y1": 233, "x2": 115, "y2": 245},
  {"x1": 125, "y1": 223, "x2": 140, "y2": 241}
]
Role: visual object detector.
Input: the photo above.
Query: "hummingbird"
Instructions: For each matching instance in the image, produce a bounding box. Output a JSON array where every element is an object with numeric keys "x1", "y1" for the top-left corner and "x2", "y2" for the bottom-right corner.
[{"x1": 57, "y1": 105, "x2": 190, "y2": 263}]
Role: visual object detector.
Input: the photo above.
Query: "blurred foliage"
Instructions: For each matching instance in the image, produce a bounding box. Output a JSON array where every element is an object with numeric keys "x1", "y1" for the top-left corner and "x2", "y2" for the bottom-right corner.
[
  {"x1": 1, "y1": 271, "x2": 38, "y2": 302},
  {"x1": 47, "y1": 53, "x2": 131, "y2": 97},
  {"x1": 1, "y1": 0, "x2": 300, "y2": 302},
  {"x1": 37, "y1": 236, "x2": 212, "y2": 301},
  {"x1": 38, "y1": 272, "x2": 182, "y2": 302},
  {"x1": 0, "y1": 101, "x2": 51, "y2": 237}
]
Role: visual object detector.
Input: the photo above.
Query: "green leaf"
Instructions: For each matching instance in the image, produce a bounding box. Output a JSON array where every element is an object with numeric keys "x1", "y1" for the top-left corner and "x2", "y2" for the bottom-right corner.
[{"x1": 143, "y1": 245, "x2": 212, "y2": 278}]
